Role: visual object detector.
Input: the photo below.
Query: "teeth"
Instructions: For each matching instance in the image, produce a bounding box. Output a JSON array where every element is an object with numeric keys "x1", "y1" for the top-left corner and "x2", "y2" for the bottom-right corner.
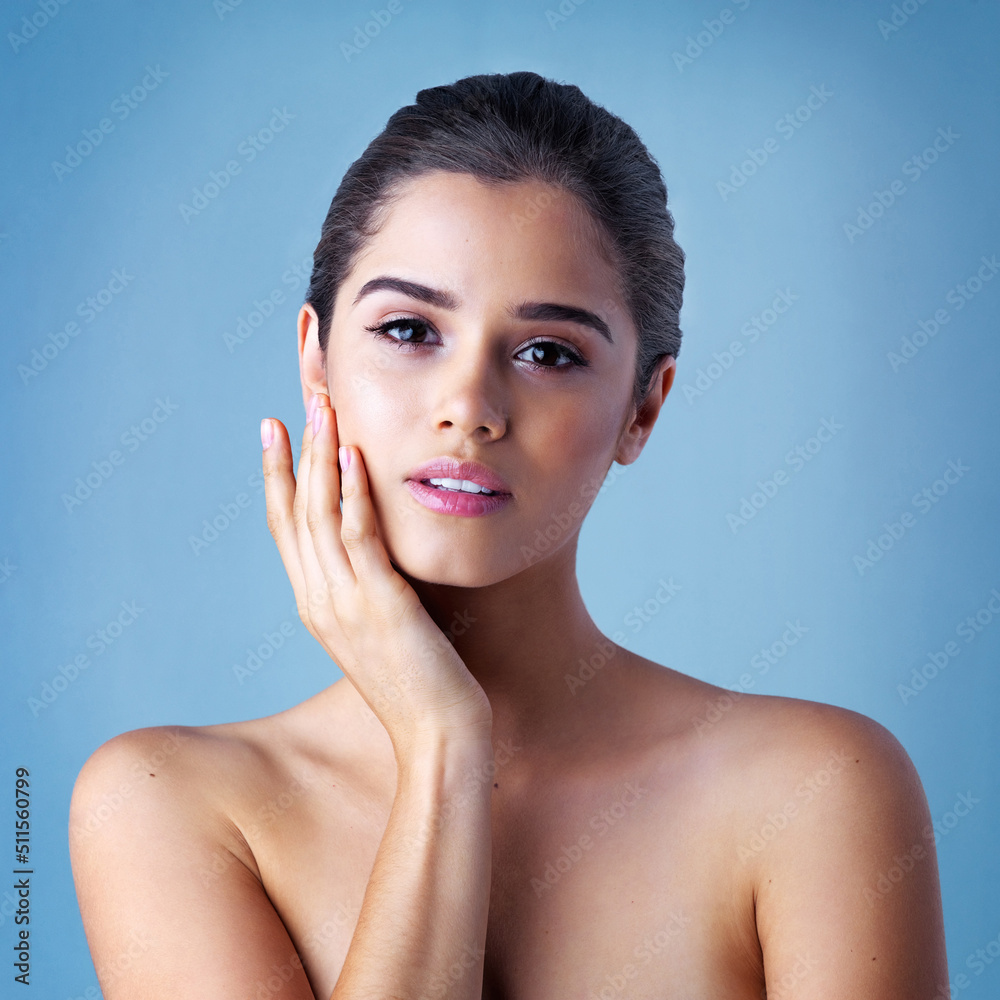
[{"x1": 427, "y1": 477, "x2": 495, "y2": 495}]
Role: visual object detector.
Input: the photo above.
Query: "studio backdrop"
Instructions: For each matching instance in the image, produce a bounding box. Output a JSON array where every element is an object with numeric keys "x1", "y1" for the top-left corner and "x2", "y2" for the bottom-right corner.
[{"x1": 2, "y1": 0, "x2": 998, "y2": 996}]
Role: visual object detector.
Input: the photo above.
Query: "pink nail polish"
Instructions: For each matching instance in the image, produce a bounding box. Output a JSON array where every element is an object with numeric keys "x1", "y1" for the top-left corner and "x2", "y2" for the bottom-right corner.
[
  {"x1": 260, "y1": 418, "x2": 274, "y2": 450},
  {"x1": 306, "y1": 393, "x2": 319, "y2": 424},
  {"x1": 339, "y1": 446, "x2": 351, "y2": 472},
  {"x1": 312, "y1": 404, "x2": 323, "y2": 437}
]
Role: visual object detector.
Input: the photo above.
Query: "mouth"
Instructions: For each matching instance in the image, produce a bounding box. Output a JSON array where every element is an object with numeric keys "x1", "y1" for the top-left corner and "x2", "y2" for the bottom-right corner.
[
  {"x1": 405, "y1": 480, "x2": 513, "y2": 517},
  {"x1": 420, "y1": 477, "x2": 501, "y2": 495},
  {"x1": 405, "y1": 457, "x2": 513, "y2": 517},
  {"x1": 406, "y1": 457, "x2": 512, "y2": 495}
]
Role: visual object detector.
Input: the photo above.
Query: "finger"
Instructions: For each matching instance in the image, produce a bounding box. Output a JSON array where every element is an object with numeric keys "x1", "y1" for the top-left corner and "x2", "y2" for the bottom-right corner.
[
  {"x1": 338, "y1": 440, "x2": 407, "y2": 605},
  {"x1": 260, "y1": 417, "x2": 309, "y2": 611},
  {"x1": 293, "y1": 396, "x2": 337, "y2": 623},
  {"x1": 306, "y1": 401, "x2": 354, "y2": 594}
]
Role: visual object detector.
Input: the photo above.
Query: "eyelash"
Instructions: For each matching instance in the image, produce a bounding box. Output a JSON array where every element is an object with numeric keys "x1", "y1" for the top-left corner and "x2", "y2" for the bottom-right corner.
[{"x1": 363, "y1": 316, "x2": 590, "y2": 372}]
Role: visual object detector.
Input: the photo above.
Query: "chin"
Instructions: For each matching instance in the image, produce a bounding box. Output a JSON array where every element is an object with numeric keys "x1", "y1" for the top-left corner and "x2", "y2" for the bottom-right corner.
[{"x1": 388, "y1": 540, "x2": 521, "y2": 590}]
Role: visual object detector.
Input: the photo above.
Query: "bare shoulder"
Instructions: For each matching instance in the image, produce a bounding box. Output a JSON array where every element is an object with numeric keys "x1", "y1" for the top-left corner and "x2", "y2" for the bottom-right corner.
[
  {"x1": 69, "y1": 721, "x2": 318, "y2": 999},
  {"x1": 630, "y1": 662, "x2": 928, "y2": 851},
  {"x1": 670, "y1": 679, "x2": 947, "y2": 998},
  {"x1": 670, "y1": 675, "x2": 931, "y2": 858},
  {"x1": 627, "y1": 657, "x2": 949, "y2": 995},
  {"x1": 720, "y1": 688, "x2": 935, "y2": 866},
  {"x1": 72, "y1": 722, "x2": 242, "y2": 791},
  {"x1": 750, "y1": 694, "x2": 926, "y2": 846},
  {"x1": 71, "y1": 722, "x2": 266, "y2": 851},
  {"x1": 700, "y1": 683, "x2": 918, "y2": 780},
  {"x1": 632, "y1": 655, "x2": 916, "y2": 791},
  {"x1": 68, "y1": 721, "x2": 269, "y2": 926}
]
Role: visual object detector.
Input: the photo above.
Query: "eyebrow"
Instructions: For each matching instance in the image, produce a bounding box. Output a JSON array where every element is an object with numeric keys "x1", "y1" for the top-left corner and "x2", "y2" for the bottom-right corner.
[{"x1": 352, "y1": 275, "x2": 614, "y2": 344}]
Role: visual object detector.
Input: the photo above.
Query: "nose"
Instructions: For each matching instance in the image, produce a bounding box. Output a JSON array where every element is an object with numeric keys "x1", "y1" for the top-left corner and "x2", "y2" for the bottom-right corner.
[{"x1": 428, "y1": 348, "x2": 508, "y2": 442}]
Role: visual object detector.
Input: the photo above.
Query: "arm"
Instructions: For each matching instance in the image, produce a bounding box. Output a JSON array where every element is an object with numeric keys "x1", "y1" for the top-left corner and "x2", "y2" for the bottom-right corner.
[
  {"x1": 70, "y1": 726, "x2": 494, "y2": 1000},
  {"x1": 331, "y1": 733, "x2": 494, "y2": 1000},
  {"x1": 71, "y1": 394, "x2": 498, "y2": 998},
  {"x1": 752, "y1": 706, "x2": 949, "y2": 999},
  {"x1": 265, "y1": 391, "x2": 497, "y2": 1000}
]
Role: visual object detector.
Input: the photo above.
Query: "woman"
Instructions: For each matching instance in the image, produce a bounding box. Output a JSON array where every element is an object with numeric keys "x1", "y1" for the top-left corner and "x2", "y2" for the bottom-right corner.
[{"x1": 69, "y1": 71, "x2": 949, "y2": 999}]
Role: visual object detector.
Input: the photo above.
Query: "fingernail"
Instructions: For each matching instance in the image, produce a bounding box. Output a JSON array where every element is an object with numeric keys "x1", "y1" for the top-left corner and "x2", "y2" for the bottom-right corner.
[
  {"x1": 260, "y1": 418, "x2": 274, "y2": 450},
  {"x1": 339, "y1": 446, "x2": 351, "y2": 472},
  {"x1": 312, "y1": 403, "x2": 323, "y2": 437},
  {"x1": 307, "y1": 393, "x2": 319, "y2": 424}
]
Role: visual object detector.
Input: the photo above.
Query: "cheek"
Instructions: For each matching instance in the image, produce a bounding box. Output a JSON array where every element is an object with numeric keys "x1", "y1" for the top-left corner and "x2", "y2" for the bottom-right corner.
[
  {"x1": 328, "y1": 364, "x2": 420, "y2": 526},
  {"x1": 508, "y1": 396, "x2": 624, "y2": 561},
  {"x1": 536, "y1": 396, "x2": 621, "y2": 485},
  {"x1": 329, "y1": 354, "x2": 412, "y2": 445}
]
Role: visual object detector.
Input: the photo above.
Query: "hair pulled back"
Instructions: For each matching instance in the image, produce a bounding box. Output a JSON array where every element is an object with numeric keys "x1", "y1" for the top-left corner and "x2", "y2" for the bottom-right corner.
[{"x1": 306, "y1": 70, "x2": 685, "y2": 411}]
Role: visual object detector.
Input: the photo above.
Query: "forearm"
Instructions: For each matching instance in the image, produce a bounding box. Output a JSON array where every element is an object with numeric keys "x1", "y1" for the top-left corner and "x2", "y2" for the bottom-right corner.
[{"x1": 329, "y1": 733, "x2": 495, "y2": 1000}]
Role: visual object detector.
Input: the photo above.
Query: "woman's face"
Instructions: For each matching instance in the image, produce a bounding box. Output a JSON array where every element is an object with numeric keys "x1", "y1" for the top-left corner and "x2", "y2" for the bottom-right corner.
[{"x1": 302, "y1": 169, "x2": 673, "y2": 588}]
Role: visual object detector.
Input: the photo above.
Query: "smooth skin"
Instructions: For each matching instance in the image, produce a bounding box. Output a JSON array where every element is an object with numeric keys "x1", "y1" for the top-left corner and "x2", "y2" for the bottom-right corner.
[{"x1": 69, "y1": 171, "x2": 949, "y2": 999}]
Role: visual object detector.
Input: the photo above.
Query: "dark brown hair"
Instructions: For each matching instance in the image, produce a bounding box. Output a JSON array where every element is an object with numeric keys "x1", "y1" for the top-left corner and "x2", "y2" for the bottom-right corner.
[{"x1": 306, "y1": 70, "x2": 685, "y2": 412}]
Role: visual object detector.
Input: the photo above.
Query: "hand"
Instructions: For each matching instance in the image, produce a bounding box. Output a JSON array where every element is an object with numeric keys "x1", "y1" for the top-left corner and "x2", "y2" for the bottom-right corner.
[{"x1": 260, "y1": 393, "x2": 493, "y2": 758}]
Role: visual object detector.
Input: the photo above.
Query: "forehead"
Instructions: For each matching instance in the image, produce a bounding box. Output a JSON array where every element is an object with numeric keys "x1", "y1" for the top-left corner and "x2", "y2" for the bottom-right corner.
[{"x1": 349, "y1": 170, "x2": 625, "y2": 315}]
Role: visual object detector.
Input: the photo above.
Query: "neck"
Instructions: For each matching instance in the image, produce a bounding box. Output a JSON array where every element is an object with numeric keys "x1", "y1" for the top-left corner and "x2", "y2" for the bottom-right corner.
[
  {"x1": 402, "y1": 538, "x2": 615, "y2": 755},
  {"x1": 298, "y1": 537, "x2": 633, "y2": 765}
]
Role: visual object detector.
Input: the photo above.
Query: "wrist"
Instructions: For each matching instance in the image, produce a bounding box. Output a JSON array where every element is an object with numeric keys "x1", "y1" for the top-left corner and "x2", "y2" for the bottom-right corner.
[
  {"x1": 394, "y1": 726, "x2": 496, "y2": 791},
  {"x1": 392, "y1": 702, "x2": 493, "y2": 755}
]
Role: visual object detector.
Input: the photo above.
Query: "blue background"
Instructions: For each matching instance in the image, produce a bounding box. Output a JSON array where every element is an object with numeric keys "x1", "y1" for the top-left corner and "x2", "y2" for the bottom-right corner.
[{"x1": 2, "y1": 0, "x2": 998, "y2": 996}]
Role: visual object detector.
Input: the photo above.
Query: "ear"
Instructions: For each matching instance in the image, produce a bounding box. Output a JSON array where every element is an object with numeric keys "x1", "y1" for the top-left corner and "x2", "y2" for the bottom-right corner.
[
  {"x1": 614, "y1": 355, "x2": 676, "y2": 466},
  {"x1": 298, "y1": 303, "x2": 327, "y2": 414}
]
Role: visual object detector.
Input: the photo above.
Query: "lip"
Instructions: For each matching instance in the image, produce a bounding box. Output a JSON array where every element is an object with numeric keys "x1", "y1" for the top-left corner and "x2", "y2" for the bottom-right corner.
[
  {"x1": 406, "y1": 457, "x2": 512, "y2": 495},
  {"x1": 405, "y1": 456, "x2": 513, "y2": 518}
]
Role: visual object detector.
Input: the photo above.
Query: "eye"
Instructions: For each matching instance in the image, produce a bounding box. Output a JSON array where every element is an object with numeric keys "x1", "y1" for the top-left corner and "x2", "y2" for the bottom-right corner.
[
  {"x1": 515, "y1": 339, "x2": 589, "y2": 371},
  {"x1": 364, "y1": 317, "x2": 589, "y2": 372},
  {"x1": 364, "y1": 316, "x2": 439, "y2": 351}
]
